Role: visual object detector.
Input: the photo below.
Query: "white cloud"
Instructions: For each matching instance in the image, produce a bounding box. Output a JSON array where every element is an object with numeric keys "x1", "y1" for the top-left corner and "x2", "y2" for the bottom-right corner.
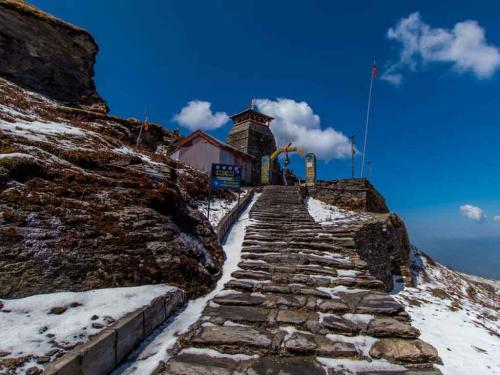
[
  {"x1": 255, "y1": 98, "x2": 352, "y2": 161},
  {"x1": 173, "y1": 100, "x2": 229, "y2": 131},
  {"x1": 382, "y1": 12, "x2": 500, "y2": 85},
  {"x1": 460, "y1": 204, "x2": 486, "y2": 223},
  {"x1": 494, "y1": 216, "x2": 500, "y2": 222}
]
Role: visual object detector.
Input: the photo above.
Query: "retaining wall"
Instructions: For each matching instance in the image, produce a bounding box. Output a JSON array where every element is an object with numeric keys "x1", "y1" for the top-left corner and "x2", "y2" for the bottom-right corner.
[
  {"x1": 44, "y1": 288, "x2": 185, "y2": 375},
  {"x1": 215, "y1": 190, "x2": 255, "y2": 242},
  {"x1": 309, "y1": 178, "x2": 388, "y2": 213}
]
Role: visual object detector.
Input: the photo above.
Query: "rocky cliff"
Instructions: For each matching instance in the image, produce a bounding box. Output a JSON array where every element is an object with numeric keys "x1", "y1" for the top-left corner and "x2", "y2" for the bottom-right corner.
[
  {"x1": 0, "y1": 76, "x2": 225, "y2": 298},
  {"x1": 0, "y1": 0, "x2": 108, "y2": 112}
]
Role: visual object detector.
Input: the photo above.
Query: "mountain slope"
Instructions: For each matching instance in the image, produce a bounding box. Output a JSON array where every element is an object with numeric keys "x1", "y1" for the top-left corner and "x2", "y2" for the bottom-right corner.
[{"x1": 394, "y1": 246, "x2": 500, "y2": 374}]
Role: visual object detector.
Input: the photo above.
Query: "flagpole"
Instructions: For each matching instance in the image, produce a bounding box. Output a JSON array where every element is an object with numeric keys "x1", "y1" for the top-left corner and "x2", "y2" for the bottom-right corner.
[{"x1": 361, "y1": 63, "x2": 375, "y2": 178}]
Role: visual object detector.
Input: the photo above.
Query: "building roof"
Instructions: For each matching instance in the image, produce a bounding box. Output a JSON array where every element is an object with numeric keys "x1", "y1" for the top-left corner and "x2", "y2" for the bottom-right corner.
[
  {"x1": 230, "y1": 108, "x2": 274, "y2": 124},
  {"x1": 175, "y1": 130, "x2": 256, "y2": 161}
]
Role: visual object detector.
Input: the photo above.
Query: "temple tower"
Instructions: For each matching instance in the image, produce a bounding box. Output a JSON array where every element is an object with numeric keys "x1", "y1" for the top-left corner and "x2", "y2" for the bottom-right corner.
[{"x1": 226, "y1": 104, "x2": 277, "y2": 184}]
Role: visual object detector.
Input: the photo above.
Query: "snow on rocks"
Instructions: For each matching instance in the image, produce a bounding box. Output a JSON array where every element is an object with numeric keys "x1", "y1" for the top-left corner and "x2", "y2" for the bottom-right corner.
[
  {"x1": 1, "y1": 77, "x2": 223, "y2": 300},
  {"x1": 0, "y1": 285, "x2": 178, "y2": 374}
]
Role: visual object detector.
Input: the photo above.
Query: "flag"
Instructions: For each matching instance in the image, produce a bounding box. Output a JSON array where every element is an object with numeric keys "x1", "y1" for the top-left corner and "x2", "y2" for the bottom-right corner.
[{"x1": 372, "y1": 62, "x2": 378, "y2": 78}]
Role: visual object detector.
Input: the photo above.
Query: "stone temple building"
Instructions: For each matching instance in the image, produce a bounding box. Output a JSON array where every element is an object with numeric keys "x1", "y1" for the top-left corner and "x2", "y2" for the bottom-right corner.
[{"x1": 226, "y1": 105, "x2": 277, "y2": 183}]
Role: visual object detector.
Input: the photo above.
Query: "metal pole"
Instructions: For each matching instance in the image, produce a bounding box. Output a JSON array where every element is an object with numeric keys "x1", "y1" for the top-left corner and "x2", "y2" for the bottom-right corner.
[
  {"x1": 136, "y1": 123, "x2": 144, "y2": 147},
  {"x1": 136, "y1": 105, "x2": 148, "y2": 146},
  {"x1": 207, "y1": 187, "x2": 212, "y2": 221},
  {"x1": 350, "y1": 135, "x2": 355, "y2": 179},
  {"x1": 361, "y1": 67, "x2": 375, "y2": 178}
]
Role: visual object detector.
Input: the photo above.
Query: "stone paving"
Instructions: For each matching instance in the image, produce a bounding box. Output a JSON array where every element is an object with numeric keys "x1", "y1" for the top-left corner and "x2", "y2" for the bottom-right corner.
[{"x1": 160, "y1": 186, "x2": 442, "y2": 374}]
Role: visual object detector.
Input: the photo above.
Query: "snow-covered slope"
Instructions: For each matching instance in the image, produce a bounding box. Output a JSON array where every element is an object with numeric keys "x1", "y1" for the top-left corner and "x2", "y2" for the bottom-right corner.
[
  {"x1": 0, "y1": 285, "x2": 178, "y2": 374},
  {"x1": 394, "y1": 246, "x2": 500, "y2": 375}
]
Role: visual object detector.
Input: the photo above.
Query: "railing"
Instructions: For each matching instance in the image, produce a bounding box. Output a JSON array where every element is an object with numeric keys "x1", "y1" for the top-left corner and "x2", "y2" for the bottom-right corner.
[{"x1": 215, "y1": 189, "x2": 255, "y2": 243}]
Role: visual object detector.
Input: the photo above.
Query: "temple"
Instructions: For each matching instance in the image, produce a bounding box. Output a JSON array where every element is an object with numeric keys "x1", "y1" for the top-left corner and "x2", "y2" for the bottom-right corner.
[{"x1": 226, "y1": 104, "x2": 277, "y2": 183}]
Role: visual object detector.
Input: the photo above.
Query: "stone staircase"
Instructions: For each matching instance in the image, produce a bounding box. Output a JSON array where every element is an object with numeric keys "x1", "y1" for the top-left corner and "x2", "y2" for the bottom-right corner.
[{"x1": 160, "y1": 185, "x2": 442, "y2": 374}]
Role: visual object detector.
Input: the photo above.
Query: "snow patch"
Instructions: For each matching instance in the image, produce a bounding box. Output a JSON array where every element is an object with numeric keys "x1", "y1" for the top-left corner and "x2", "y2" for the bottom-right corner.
[
  {"x1": 180, "y1": 347, "x2": 258, "y2": 361},
  {"x1": 342, "y1": 313, "x2": 375, "y2": 326},
  {"x1": 318, "y1": 357, "x2": 406, "y2": 373},
  {"x1": 306, "y1": 197, "x2": 370, "y2": 225},
  {"x1": 198, "y1": 190, "x2": 249, "y2": 227},
  {"x1": 325, "y1": 334, "x2": 378, "y2": 357}
]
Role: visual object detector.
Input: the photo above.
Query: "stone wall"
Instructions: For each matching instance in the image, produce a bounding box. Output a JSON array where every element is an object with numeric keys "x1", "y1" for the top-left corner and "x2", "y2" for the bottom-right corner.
[
  {"x1": 307, "y1": 178, "x2": 412, "y2": 290},
  {"x1": 353, "y1": 214, "x2": 413, "y2": 290},
  {"x1": 0, "y1": 0, "x2": 108, "y2": 112},
  {"x1": 309, "y1": 178, "x2": 388, "y2": 213}
]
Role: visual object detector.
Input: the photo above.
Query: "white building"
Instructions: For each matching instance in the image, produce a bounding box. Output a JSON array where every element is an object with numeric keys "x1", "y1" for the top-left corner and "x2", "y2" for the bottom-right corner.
[{"x1": 171, "y1": 130, "x2": 255, "y2": 185}]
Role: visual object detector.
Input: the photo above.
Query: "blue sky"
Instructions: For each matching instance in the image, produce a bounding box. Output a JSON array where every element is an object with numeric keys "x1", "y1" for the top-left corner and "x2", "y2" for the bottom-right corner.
[{"x1": 31, "y1": 0, "x2": 499, "y2": 275}]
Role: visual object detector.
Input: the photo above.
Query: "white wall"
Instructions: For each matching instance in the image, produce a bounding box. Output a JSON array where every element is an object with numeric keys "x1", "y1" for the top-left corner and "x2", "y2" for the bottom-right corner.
[
  {"x1": 176, "y1": 138, "x2": 221, "y2": 173},
  {"x1": 175, "y1": 138, "x2": 254, "y2": 184}
]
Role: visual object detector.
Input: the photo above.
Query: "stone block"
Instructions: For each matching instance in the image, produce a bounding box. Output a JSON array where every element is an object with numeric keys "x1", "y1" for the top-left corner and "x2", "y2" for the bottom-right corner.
[
  {"x1": 191, "y1": 326, "x2": 272, "y2": 349},
  {"x1": 79, "y1": 328, "x2": 116, "y2": 375},
  {"x1": 144, "y1": 296, "x2": 166, "y2": 336},
  {"x1": 114, "y1": 309, "x2": 145, "y2": 363},
  {"x1": 165, "y1": 289, "x2": 186, "y2": 316},
  {"x1": 44, "y1": 351, "x2": 81, "y2": 375}
]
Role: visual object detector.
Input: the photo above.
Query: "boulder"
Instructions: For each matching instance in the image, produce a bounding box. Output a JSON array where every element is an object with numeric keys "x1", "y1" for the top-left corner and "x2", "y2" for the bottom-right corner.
[{"x1": 369, "y1": 338, "x2": 441, "y2": 365}]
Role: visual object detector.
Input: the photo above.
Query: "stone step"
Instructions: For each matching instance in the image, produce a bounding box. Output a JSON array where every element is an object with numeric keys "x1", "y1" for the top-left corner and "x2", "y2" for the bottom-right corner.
[
  {"x1": 160, "y1": 185, "x2": 441, "y2": 375},
  {"x1": 238, "y1": 261, "x2": 340, "y2": 277},
  {"x1": 242, "y1": 240, "x2": 341, "y2": 252},
  {"x1": 240, "y1": 246, "x2": 346, "y2": 257},
  {"x1": 240, "y1": 252, "x2": 356, "y2": 269},
  {"x1": 231, "y1": 270, "x2": 384, "y2": 290}
]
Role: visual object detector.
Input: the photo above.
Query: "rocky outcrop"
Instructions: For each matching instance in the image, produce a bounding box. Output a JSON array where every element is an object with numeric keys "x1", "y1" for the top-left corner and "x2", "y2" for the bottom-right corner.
[
  {"x1": 309, "y1": 179, "x2": 411, "y2": 290},
  {"x1": 0, "y1": 0, "x2": 108, "y2": 112},
  {"x1": 0, "y1": 77, "x2": 221, "y2": 299},
  {"x1": 309, "y1": 178, "x2": 389, "y2": 213},
  {"x1": 353, "y1": 213, "x2": 413, "y2": 290}
]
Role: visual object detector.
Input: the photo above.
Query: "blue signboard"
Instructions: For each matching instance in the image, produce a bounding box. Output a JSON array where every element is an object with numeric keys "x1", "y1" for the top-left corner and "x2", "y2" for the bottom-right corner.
[{"x1": 210, "y1": 163, "x2": 241, "y2": 190}]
